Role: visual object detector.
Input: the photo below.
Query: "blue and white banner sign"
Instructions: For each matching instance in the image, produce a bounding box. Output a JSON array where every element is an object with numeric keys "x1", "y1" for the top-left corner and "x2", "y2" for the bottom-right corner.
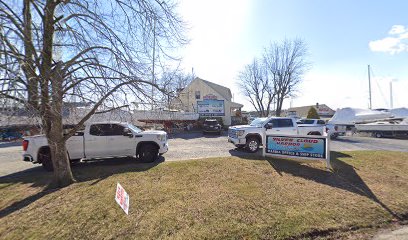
[{"x1": 265, "y1": 135, "x2": 328, "y2": 160}]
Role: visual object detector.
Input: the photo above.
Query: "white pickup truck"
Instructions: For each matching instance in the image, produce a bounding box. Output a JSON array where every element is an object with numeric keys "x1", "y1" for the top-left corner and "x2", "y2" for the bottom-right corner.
[
  {"x1": 297, "y1": 118, "x2": 347, "y2": 139},
  {"x1": 23, "y1": 122, "x2": 168, "y2": 171},
  {"x1": 228, "y1": 117, "x2": 324, "y2": 153}
]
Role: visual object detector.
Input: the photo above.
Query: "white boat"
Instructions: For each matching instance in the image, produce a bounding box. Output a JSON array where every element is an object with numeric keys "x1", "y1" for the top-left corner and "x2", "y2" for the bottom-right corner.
[
  {"x1": 328, "y1": 108, "x2": 393, "y2": 125},
  {"x1": 355, "y1": 118, "x2": 408, "y2": 138}
]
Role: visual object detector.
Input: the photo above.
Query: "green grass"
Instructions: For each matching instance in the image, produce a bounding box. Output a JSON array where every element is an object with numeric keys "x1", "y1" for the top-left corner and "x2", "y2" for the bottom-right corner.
[{"x1": 0, "y1": 151, "x2": 407, "y2": 239}]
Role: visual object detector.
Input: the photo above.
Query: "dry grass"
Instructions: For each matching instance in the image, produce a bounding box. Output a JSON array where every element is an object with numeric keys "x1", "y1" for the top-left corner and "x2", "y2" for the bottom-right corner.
[{"x1": 0, "y1": 151, "x2": 408, "y2": 239}]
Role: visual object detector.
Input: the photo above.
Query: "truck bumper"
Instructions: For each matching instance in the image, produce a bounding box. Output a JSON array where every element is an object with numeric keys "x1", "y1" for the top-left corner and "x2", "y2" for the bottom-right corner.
[
  {"x1": 159, "y1": 142, "x2": 168, "y2": 154},
  {"x1": 228, "y1": 137, "x2": 246, "y2": 146}
]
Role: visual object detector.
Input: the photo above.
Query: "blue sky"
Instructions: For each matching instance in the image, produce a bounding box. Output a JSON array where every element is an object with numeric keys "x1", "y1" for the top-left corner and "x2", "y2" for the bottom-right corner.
[{"x1": 177, "y1": 0, "x2": 408, "y2": 111}]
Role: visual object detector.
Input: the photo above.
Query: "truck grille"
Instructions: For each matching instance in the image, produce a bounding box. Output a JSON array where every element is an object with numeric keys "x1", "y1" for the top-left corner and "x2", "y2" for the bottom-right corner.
[{"x1": 228, "y1": 129, "x2": 237, "y2": 138}]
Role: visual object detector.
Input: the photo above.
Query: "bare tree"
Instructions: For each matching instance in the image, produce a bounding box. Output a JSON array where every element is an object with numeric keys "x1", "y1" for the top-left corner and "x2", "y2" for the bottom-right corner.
[
  {"x1": 237, "y1": 58, "x2": 274, "y2": 117},
  {"x1": 0, "y1": 0, "x2": 187, "y2": 187},
  {"x1": 264, "y1": 38, "x2": 309, "y2": 116},
  {"x1": 157, "y1": 68, "x2": 195, "y2": 109}
]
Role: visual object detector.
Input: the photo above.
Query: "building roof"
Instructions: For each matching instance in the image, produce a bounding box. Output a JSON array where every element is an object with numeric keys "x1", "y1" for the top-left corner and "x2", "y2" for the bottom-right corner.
[
  {"x1": 286, "y1": 104, "x2": 335, "y2": 118},
  {"x1": 231, "y1": 102, "x2": 244, "y2": 108},
  {"x1": 192, "y1": 77, "x2": 232, "y2": 101}
]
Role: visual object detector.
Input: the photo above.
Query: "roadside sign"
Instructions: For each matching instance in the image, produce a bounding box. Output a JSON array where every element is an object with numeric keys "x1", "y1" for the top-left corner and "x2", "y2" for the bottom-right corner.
[
  {"x1": 262, "y1": 134, "x2": 331, "y2": 169},
  {"x1": 115, "y1": 183, "x2": 129, "y2": 215}
]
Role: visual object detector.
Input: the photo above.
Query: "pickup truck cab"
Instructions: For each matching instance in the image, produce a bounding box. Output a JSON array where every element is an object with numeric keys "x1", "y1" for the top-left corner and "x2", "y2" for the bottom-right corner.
[
  {"x1": 228, "y1": 117, "x2": 324, "y2": 153},
  {"x1": 23, "y1": 122, "x2": 168, "y2": 171}
]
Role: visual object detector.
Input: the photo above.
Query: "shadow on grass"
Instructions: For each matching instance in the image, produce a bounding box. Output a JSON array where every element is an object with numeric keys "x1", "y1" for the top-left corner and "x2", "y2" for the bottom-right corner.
[
  {"x1": 0, "y1": 156, "x2": 164, "y2": 218},
  {"x1": 264, "y1": 151, "x2": 402, "y2": 221},
  {"x1": 228, "y1": 147, "x2": 264, "y2": 159}
]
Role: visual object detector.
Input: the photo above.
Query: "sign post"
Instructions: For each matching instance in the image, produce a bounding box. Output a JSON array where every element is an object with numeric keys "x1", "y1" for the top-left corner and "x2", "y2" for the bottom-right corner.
[{"x1": 263, "y1": 132, "x2": 331, "y2": 170}]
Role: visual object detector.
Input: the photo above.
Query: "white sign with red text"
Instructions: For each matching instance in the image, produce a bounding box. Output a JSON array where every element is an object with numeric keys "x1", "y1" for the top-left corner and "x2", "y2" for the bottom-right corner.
[{"x1": 115, "y1": 183, "x2": 129, "y2": 215}]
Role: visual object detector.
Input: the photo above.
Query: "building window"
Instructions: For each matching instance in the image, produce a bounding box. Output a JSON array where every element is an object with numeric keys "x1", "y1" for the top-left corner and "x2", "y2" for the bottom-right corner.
[{"x1": 195, "y1": 91, "x2": 200, "y2": 99}]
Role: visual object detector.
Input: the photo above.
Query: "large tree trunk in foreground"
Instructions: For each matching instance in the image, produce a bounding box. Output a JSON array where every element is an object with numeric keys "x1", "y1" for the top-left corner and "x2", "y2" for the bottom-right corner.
[
  {"x1": 39, "y1": 2, "x2": 75, "y2": 187},
  {"x1": 49, "y1": 134, "x2": 75, "y2": 187},
  {"x1": 43, "y1": 105, "x2": 75, "y2": 187}
]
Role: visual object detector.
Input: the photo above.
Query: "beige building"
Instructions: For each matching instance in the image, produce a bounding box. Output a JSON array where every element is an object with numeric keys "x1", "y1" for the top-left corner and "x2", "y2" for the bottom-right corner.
[
  {"x1": 285, "y1": 103, "x2": 335, "y2": 119},
  {"x1": 171, "y1": 78, "x2": 243, "y2": 126}
]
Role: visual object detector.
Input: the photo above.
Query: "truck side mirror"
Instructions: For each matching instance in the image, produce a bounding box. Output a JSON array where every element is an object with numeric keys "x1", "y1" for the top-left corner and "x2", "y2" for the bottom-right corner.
[
  {"x1": 123, "y1": 128, "x2": 133, "y2": 138},
  {"x1": 265, "y1": 123, "x2": 273, "y2": 129}
]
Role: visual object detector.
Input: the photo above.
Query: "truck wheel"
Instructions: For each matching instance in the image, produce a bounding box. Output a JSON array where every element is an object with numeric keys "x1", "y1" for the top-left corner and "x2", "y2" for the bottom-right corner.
[
  {"x1": 375, "y1": 132, "x2": 383, "y2": 138},
  {"x1": 139, "y1": 144, "x2": 159, "y2": 163},
  {"x1": 39, "y1": 148, "x2": 53, "y2": 172},
  {"x1": 246, "y1": 137, "x2": 260, "y2": 153},
  {"x1": 330, "y1": 133, "x2": 338, "y2": 139}
]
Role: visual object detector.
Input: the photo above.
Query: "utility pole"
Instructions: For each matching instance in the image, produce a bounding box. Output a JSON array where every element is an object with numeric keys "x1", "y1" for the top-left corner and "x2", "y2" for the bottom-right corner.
[
  {"x1": 368, "y1": 65, "x2": 372, "y2": 109},
  {"x1": 390, "y1": 81, "x2": 393, "y2": 109},
  {"x1": 151, "y1": 17, "x2": 156, "y2": 110}
]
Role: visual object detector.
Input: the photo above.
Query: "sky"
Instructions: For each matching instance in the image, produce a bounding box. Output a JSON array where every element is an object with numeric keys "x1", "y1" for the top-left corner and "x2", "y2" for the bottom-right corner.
[{"x1": 176, "y1": 0, "x2": 408, "y2": 111}]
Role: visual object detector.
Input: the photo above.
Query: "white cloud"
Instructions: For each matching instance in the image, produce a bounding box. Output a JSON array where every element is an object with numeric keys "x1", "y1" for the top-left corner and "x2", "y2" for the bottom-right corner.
[
  {"x1": 389, "y1": 25, "x2": 406, "y2": 35},
  {"x1": 369, "y1": 25, "x2": 408, "y2": 54}
]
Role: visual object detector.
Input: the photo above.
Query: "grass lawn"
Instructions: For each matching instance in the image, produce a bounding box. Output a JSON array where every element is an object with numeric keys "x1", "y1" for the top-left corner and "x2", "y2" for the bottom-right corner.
[{"x1": 0, "y1": 151, "x2": 407, "y2": 239}]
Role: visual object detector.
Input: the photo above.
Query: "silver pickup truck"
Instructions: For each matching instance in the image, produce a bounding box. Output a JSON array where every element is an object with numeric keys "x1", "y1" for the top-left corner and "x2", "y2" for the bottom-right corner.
[{"x1": 228, "y1": 117, "x2": 324, "y2": 153}]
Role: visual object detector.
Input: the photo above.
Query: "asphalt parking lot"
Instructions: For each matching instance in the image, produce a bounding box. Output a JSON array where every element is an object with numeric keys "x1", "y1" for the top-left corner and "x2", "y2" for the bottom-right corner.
[{"x1": 1, "y1": 132, "x2": 408, "y2": 177}]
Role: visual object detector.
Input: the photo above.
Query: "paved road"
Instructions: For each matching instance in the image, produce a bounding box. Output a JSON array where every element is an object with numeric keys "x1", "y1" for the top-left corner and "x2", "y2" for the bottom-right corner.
[
  {"x1": 1, "y1": 133, "x2": 408, "y2": 177},
  {"x1": 373, "y1": 225, "x2": 408, "y2": 240}
]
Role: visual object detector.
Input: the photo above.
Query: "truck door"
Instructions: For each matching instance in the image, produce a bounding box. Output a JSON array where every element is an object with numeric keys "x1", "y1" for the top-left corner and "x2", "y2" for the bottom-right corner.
[
  {"x1": 104, "y1": 124, "x2": 135, "y2": 157},
  {"x1": 85, "y1": 124, "x2": 110, "y2": 158},
  {"x1": 266, "y1": 119, "x2": 298, "y2": 135},
  {"x1": 66, "y1": 129, "x2": 85, "y2": 160}
]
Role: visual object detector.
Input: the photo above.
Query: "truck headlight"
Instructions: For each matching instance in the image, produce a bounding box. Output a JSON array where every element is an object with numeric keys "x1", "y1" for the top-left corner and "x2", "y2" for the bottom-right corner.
[
  {"x1": 157, "y1": 134, "x2": 166, "y2": 141},
  {"x1": 236, "y1": 130, "x2": 245, "y2": 136}
]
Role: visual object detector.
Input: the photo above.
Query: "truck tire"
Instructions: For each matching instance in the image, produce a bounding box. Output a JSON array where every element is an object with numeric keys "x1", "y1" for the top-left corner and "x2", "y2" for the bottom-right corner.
[
  {"x1": 330, "y1": 133, "x2": 338, "y2": 139},
  {"x1": 375, "y1": 132, "x2": 383, "y2": 138},
  {"x1": 246, "y1": 137, "x2": 260, "y2": 153},
  {"x1": 39, "y1": 148, "x2": 53, "y2": 172},
  {"x1": 236, "y1": 145, "x2": 245, "y2": 150},
  {"x1": 139, "y1": 144, "x2": 159, "y2": 163}
]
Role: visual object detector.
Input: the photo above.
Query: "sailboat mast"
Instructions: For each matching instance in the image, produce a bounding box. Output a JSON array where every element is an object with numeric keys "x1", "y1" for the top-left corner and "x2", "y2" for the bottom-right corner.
[{"x1": 368, "y1": 65, "x2": 372, "y2": 109}]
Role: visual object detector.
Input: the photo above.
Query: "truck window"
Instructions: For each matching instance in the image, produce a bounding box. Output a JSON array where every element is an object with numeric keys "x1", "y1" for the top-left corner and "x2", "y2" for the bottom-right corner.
[
  {"x1": 278, "y1": 119, "x2": 294, "y2": 127},
  {"x1": 298, "y1": 119, "x2": 314, "y2": 124},
  {"x1": 317, "y1": 120, "x2": 326, "y2": 125},
  {"x1": 90, "y1": 124, "x2": 111, "y2": 136},
  {"x1": 107, "y1": 124, "x2": 125, "y2": 136},
  {"x1": 270, "y1": 119, "x2": 294, "y2": 128},
  {"x1": 90, "y1": 124, "x2": 125, "y2": 136}
]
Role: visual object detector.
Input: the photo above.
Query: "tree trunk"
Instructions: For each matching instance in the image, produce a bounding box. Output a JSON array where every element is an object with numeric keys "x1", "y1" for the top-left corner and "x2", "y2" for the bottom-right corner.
[
  {"x1": 23, "y1": 0, "x2": 39, "y2": 109},
  {"x1": 276, "y1": 97, "x2": 284, "y2": 116},
  {"x1": 43, "y1": 101, "x2": 75, "y2": 187},
  {"x1": 49, "y1": 132, "x2": 75, "y2": 188},
  {"x1": 49, "y1": 63, "x2": 76, "y2": 187},
  {"x1": 38, "y1": 1, "x2": 75, "y2": 188}
]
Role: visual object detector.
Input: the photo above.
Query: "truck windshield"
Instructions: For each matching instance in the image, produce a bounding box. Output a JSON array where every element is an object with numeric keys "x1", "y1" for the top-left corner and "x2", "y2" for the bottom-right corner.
[
  {"x1": 205, "y1": 120, "x2": 218, "y2": 125},
  {"x1": 127, "y1": 124, "x2": 142, "y2": 133},
  {"x1": 250, "y1": 118, "x2": 268, "y2": 127}
]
